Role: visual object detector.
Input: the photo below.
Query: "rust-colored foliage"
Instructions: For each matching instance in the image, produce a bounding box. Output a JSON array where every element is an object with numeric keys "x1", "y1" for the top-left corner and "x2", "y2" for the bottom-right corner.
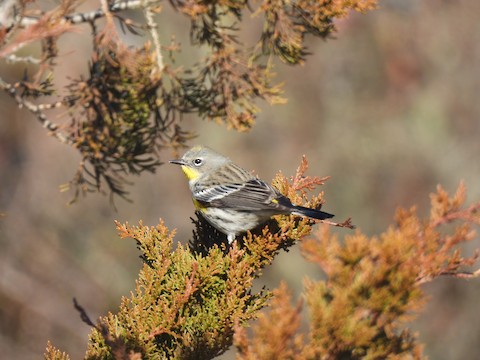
[
  {"x1": 0, "y1": 0, "x2": 377, "y2": 199},
  {"x1": 0, "y1": 0, "x2": 75, "y2": 58},
  {"x1": 39, "y1": 157, "x2": 480, "y2": 360},
  {"x1": 44, "y1": 157, "x2": 334, "y2": 359},
  {"x1": 258, "y1": 0, "x2": 376, "y2": 64},
  {"x1": 44, "y1": 341, "x2": 71, "y2": 360},
  {"x1": 235, "y1": 182, "x2": 480, "y2": 359},
  {"x1": 44, "y1": 155, "x2": 480, "y2": 359},
  {"x1": 234, "y1": 282, "x2": 306, "y2": 360}
]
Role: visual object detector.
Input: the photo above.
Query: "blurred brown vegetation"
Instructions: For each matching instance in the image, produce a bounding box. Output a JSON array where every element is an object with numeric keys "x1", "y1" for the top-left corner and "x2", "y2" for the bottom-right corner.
[
  {"x1": 48, "y1": 170, "x2": 478, "y2": 359},
  {"x1": 2, "y1": 0, "x2": 480, "y2": 359}
]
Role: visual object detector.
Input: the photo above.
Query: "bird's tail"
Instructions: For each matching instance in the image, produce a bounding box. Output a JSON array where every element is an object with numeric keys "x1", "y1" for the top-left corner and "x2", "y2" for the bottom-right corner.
[{"x1": 291, "y1": 205, "x2": 334, "y2": 220}]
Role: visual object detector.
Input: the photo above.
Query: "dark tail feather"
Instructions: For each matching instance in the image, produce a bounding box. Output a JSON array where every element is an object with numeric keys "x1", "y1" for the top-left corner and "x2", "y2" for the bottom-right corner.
[{"x1": 291, "y1": 205, "x2": 334, "y2": 220}]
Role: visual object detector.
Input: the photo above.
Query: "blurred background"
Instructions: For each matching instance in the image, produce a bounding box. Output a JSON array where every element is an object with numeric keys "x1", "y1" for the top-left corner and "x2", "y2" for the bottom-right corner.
[{"x1": 1, "y1": 0, "x2": 480, "y2": 358}]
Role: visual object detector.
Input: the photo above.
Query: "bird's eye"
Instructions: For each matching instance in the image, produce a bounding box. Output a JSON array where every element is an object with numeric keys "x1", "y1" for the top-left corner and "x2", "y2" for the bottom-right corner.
[{"x1": 193, "y1": 158, "x2": 203, "y2": 166}]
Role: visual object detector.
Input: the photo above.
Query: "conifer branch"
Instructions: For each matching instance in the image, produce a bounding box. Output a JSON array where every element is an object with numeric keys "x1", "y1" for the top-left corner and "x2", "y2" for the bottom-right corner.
[
  {"x1": 0, "y1": 77, "x2": 72, "y2": 144},
  {"x1": 1, "y1": 0, "x2": 377, "y2": 199}
]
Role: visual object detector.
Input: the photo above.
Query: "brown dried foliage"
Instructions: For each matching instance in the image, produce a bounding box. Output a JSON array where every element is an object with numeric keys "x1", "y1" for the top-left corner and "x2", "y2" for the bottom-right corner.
[
  {"x1": 235, "y1": 181, "x2": 480, "y2": 359},
  {"x1": 44, "y1": 157, "x2": 334, "y2": 358},
  {"x1": 43, "y1": 158, "x2": 480, "y2": 359},
  {"x1": 0, "y1": 0, "x2": 377, "y2": 199},
  {"x1": 258, "y1": 0, "x2": 376, "y2": 63},
  {"x1": 44, "y1": 341, "x2": 71, "y2": 360},
  {"x1": 234, "y1": 282, "x2": 307, "y2": 359}
]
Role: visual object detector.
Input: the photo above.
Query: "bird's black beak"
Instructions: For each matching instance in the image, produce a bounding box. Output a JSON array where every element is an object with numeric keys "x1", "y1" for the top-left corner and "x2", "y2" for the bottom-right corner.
[{"x1": 169, "y1": 159, "x2": 186, "y2": 166}]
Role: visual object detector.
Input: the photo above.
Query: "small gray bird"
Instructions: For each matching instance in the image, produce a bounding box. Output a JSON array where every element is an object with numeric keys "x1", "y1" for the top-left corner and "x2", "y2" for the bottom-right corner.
[{"x1": 170, "y1": 146, "x2": 334, "y2": 244}]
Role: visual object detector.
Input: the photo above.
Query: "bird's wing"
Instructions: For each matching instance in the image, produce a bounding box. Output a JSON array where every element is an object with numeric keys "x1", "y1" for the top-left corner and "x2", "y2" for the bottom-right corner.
[{"x1": 193, "y1": 179, "x2": 287, "y2": 211}]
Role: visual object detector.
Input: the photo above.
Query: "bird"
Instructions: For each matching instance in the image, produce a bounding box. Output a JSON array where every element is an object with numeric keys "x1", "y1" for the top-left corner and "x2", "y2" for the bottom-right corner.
[{"x1": 170, "y1": 145, "x2": 334, "y2": 244}]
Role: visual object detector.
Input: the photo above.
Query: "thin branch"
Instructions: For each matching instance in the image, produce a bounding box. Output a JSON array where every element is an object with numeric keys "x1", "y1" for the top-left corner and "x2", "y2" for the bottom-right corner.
[
  {"x1": 0, "y1": 77, "x2": 72, "y2": 145},
  {"x1": 143, "y1": 6, "x2": 164, "y2": 71},
  {"x1": 73, "y1": 298, "x2": 98, "y2": 329},
  {"x1": 18, "y1": 0, "x2": 147, "y2": 27},
  {"x1": 431, "y1": 202, "x2": 480, "y2": 228},
  {"x1": 4, "y1": 53, "x2": 41, "y2": 64},
  {"x1": 417, "y1": 268, "x2": 480, "y2": 285},
  {"x1": 100, "y1": 0, "x2": 115, "y2": 26},
  {"x1": 320, "y1": 217, "x2": 356, "y2": 230}
]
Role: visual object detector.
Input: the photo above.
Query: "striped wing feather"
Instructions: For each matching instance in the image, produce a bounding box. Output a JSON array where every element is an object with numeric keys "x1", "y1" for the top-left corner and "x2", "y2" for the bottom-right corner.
[{"x1": 194, "y1": 179, "x2": 290, "y2": 212}]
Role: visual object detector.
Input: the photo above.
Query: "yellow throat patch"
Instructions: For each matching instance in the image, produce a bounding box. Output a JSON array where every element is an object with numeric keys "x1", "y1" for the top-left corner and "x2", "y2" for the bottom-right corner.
[{"x1": 181, "y1": 165, "x2": 200, "y2": 181}]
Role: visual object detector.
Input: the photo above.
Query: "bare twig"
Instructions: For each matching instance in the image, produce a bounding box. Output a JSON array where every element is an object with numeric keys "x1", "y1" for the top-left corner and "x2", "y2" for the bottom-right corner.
[
  {"x1": 143, "y1": 5, "x2": 164, "y2": 71},
  {"x1": 0, "y1": 77, "x2": 72, "y2": 144},
  {"x1": 417, "y1": 268, "x2": 480, "y2": 285},
  {"x1": 73, "y1": 298, "x2": 98, "y2": 329},
  {"x1": 18, "y1": 0, "x2": 147, "y2": 27},
  {"x1": 4, "y1": 53, "x2": 41, "y2": 64},
  {"x1": 320, "y1": 217, "x2": 356, "y2": 230}
]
